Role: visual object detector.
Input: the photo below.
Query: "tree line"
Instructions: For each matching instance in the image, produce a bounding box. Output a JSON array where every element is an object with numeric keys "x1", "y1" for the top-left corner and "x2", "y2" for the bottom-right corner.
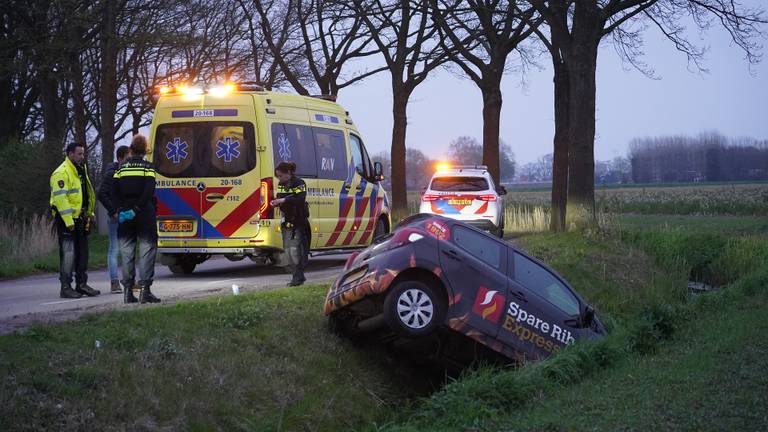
[
  {"x1": 1, "y1": 0, "x2": 765, "y2": 228},
  {"x1": 630, "y1": 133, "x2": 768, "y2": 183}
]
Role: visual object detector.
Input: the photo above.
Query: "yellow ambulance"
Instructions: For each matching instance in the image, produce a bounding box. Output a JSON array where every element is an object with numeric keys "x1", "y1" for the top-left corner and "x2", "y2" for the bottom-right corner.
[{"x1": 147, "y1": 82, "x2": 391, "y2": 274}]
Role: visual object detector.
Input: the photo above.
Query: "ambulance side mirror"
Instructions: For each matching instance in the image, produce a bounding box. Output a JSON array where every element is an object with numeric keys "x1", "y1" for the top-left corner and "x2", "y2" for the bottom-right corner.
[{"x1": 373, "y1": 161, "x2": 385, "y2": 182}]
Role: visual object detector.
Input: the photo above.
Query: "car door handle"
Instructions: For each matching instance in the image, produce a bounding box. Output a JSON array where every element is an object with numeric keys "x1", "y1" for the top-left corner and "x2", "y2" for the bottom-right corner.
[
  {"x1": 342, "y1": 183, "x2": 352, "y2": 190},
  {"x1": 510, "y1": 290, "x2": 527, "y2": 302},
  {"x1": 355, "y1": 184, "x2": 364, "y2": 191},
  {"x1": 442, "y1": 249, "x2": 462, "y2": 261}
]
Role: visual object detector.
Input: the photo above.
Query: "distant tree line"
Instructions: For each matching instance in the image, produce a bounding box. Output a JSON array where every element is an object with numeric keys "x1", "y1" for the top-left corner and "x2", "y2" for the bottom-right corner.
[
  {"x1": 517, "y1": 153, "x2": 632, "y2": 184},
  {"x1": 630, "y1": 133, "x2": 768, "y2": 183}
]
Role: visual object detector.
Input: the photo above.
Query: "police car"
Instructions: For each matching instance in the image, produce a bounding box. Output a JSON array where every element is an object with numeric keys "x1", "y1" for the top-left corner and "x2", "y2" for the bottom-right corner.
[
  {"x1": 419, "y1": 165, "x2": 506, "y2": 237},
  {"x1": 147, "y1": 82, "x2": 391, "y2": 274}
]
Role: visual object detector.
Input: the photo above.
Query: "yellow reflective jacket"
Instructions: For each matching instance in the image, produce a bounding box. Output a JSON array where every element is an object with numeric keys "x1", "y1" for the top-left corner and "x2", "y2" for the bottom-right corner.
[{"x1": 49, "y1": 157, "x2": 96, "y2": 227}]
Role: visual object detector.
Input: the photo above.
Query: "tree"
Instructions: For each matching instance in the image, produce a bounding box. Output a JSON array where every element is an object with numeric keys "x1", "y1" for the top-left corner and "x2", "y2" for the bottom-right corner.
[
  {"x1": 253, "y1": 0, "x2": 387, "y2": 96},
  {"x1": 353, "y1": 0, "x2": 449, "y2": 218},
  {"x1": 446, "y1": 135, "x2": 515, "y2": 181},
  {"x1": 529, "y1": 0, "x2": 767, "y2": 228},
  {"x1": 430, "y1": 0, "x2": 540, "y2": 184}
]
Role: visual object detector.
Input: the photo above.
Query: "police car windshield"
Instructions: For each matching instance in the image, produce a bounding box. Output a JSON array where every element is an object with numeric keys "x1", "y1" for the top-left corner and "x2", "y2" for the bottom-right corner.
[
  {"x1": 154, "y1": 121, "x2": 256, "y2": 178},
  {"x1": 431, "y1": 176, "x2": 489, "y2": 192}
]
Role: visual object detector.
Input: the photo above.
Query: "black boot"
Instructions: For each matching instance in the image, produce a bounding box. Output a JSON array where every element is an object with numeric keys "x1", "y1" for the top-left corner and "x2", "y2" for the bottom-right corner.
[
  {"x1": 124, "y1": 283, "x2": 138, "y2": 304},
  {"x1": 139, "y1": 286, "x2": 161, "y2": 304},
  {"x1": 60, "y1": 284, "x2": 83, "y2": 299},
  {"x1": 75, "y1": 283, "x2": 101, "y2": 297}
]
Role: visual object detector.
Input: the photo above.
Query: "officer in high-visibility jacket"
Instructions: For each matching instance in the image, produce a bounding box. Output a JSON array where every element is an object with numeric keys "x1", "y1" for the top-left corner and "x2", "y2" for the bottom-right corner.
[{"x1": 49, "y1": 142, "x2": 100, "y2": 298}]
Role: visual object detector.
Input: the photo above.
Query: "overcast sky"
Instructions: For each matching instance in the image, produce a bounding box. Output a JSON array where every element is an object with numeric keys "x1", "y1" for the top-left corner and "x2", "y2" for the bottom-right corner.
[{"x1": 337, "y1": 10, "x2": 768, "y2": 166}]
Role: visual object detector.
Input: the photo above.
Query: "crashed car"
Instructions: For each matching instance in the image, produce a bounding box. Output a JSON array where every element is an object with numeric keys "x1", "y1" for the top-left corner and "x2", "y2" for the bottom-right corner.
[{"x1": 324, "y1": 214, "x2": 606, "y2": 363}]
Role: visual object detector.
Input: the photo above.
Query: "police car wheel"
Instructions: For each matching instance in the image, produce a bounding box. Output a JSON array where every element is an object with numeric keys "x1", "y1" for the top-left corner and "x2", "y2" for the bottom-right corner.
[{"x1": 384, "y1": 281, "x2": 445, "y2": 338}]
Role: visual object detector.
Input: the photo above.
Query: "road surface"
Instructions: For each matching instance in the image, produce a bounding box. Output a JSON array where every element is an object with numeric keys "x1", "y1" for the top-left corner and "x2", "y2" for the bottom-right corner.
[{"x1": 0, "y1": 254, "x2": 349, "y2": 334}]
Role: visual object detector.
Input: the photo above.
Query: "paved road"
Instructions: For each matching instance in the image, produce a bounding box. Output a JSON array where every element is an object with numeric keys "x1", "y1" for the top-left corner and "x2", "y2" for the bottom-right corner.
[{"x1": 0, "y1": 254, "x2": 349, "y2": 334}]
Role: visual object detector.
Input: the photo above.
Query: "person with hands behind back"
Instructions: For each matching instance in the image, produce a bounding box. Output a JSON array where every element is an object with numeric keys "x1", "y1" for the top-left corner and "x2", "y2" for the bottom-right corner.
[
  {"x1": 271, "y1": 161, "x2": 310, "y2": 286},
  {"x1": 112, "y1": 134, "x2": 160, "y2": 304},
  {"x1": 97, "y1": 145, "x2": 131, "y2": 294},
  {"x1": 49, "y1": 142, "x2": 99, "y2": 299}
]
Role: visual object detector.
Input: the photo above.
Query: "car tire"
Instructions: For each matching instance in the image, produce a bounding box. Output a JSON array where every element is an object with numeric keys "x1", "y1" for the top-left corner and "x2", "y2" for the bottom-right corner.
[
  {"x1": 384, "y1": 281, "x2": 446, "y2": 338},
  {"x1": 169, "y1": 260, "x2": 196, "y2": 274}
]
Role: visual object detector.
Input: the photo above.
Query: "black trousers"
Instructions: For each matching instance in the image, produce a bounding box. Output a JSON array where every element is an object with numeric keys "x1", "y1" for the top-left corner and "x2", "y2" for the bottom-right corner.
[
  {"x1": 56, "y1": 215, "x2": 89, "y2": 286},
  {"x1": 282, "y1": 224, "x2": 309, "y2": 283}
]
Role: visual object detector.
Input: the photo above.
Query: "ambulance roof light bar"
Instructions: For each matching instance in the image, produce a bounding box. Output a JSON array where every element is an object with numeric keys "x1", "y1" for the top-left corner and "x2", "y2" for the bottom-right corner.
[{"x1": 310, "y1": 94, "x2": 337, "y2": 102}]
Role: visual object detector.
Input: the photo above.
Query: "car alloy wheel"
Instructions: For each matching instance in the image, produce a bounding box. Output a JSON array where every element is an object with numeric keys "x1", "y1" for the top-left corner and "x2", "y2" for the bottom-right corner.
[
  {"x1": 396, "y1": 288, "x2": 434, "y2": 329},
  {"x1": 384, "y1": 280, "x2": 446, "y2": 337}
]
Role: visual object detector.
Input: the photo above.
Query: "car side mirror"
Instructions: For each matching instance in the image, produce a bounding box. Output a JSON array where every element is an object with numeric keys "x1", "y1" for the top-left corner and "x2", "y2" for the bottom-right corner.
[
  {"x1": 373, "y1": 161, "x2": 385, "y2": 181},
  {"x1": 581, "y1": 304, "x2": 595, "y2": 328},
  {"x1": 498, "y1": 185, "x2": 508, "y2": 195}
]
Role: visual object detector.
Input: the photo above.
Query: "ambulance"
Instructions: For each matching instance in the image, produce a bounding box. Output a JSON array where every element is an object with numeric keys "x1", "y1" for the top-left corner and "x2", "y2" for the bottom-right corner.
[{"x1": 147, "y1": 82, "x2": 391, "y2": 274}]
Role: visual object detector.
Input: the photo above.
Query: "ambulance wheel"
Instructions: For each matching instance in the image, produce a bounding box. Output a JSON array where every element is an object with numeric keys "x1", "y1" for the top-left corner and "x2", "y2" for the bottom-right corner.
[
  {"x1": 169, "y1": 260, "x2": 196, "y2": 274},
  {"x1": 373, "y1": 217, "x2": 388, "y2": 240},
  {"x1": 384, "y1": 281, "x2": 446, "y2": 338}
]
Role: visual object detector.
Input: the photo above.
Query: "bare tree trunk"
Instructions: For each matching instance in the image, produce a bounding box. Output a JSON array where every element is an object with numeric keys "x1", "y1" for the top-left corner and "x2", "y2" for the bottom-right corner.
[
  {"x1": 99, "y1": 0, "x2": 118, "y2": 169},
  {"x1": 481, "y1": 86, "x2": 502, "y2": 184},
  {"x1": 71, "y1": 57, "x2": 88, "y2": 149},
  {"x1": 390, "y1": 88, "x2": 410, "y2": 218},
  {"x1": 550, "y1": 60, "x2": 569, "y2": 232},
  {"x1": 39, "y1": 73, "x2": 67, "y2": 153},
  {"x1": 566, "y1": 36, "x2": 599, "y2": 227}
]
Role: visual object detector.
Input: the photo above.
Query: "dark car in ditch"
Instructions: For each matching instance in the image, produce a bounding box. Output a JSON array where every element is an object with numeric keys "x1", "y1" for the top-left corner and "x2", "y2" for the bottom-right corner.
[{"x1": 324, "y1": 214, "x2": 606, "y2": 363}]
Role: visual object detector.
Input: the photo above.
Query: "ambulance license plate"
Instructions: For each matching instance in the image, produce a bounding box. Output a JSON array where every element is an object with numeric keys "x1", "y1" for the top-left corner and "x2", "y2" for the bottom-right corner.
[
  {"x1": 448, "y1": 199, "x2": 473, "y2": 205},
  {"x1": 159, "y1": 221, "x2": 194, "y2": 233}
]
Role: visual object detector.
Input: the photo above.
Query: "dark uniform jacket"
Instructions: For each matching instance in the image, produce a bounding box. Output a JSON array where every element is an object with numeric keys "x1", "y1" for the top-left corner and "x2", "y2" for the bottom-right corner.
[
  {"x1": 97, "y1": 162, "x2": 120, "y2": 216},
  {"x1": 277, "y1": 176, "x2": 309, "y2": 228},
  {"x1": 111, "y1": 156, "x2": 156, "y2": 219}
]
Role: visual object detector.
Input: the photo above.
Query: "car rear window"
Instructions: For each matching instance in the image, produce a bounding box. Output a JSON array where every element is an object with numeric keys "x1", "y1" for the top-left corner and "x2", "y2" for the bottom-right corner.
[
  {"x1": 155, "y1": 121, "x2": 256, "y2": 178},
  {"x1": 431, "y1": 176, "x2": 489, "y2": 192}
]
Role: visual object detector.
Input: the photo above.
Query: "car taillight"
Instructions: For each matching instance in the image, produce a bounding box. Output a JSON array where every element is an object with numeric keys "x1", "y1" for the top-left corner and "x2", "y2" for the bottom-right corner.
[
  {"x1": 259, "y1": 177, "x2": 274, "y2": 219},
  {"x1": 421, "y1": 194, "x2": 440, "y2": 202},
  {"x1": 478, "y1": 194, "x2": 497, "y2": 202}
]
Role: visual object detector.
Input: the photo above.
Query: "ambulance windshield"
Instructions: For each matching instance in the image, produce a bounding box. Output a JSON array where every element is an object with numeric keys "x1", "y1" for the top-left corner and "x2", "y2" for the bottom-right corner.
[{"x1": 154, "y1": 121, "x2": 256, "y2": 178}]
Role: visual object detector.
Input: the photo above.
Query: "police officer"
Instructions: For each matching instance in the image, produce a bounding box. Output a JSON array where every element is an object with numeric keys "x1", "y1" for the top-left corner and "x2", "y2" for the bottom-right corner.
[
  {"x1": 112, "y1": 134, "x2": 160, "y2": 304},
  {"x1": 49, "y1": 142, "x2": 100, "y2": 298},
  {"x1": 272, "y1": 161, "x2": 309, "y2": 286},
  {"x1": 97, "y1": 145, "x2": 130, "y2": 294}
]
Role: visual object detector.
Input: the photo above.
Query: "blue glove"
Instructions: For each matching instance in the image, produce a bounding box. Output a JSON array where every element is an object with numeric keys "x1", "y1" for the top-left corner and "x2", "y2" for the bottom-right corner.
[{"x1": 118, "y1": 209, "x2": 136, "y2": 224}]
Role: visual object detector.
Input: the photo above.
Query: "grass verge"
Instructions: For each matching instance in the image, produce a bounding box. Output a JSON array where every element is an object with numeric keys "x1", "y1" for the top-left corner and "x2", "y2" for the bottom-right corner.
[
  {"x1": 0, "y1": 234, "x2": 109, "y2": 279},
  {"x1": 0, "y1": 285, "x2": 426, "y2": 431}
]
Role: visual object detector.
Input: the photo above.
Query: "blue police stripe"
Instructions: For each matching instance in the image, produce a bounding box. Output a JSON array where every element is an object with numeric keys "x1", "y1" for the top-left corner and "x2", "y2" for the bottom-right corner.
[
  {"x1": 154, "y1": 188, "x2": 225, "y2": 238},
  {"x1": 435, "y1": 200, "x2": 460, "y2": 215}
]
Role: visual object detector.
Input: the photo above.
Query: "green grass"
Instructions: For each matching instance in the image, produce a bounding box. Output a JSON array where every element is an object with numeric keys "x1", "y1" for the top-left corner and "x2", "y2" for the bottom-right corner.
[
  {"x1": 0, "y1": 234, "x2": 109, "y2": 279},
  {"x1": 618, "y1": 214, "x2": 768, "y2": 235},
  {"x1": 503, "y1": 276, "x2": 768, "y2": 431},
  {"x1": 2, "y1": 216, "x2": 766, "y2": 431},
  {"x1": 0, "y1": 285, "x2": 426, "y2": 431}
]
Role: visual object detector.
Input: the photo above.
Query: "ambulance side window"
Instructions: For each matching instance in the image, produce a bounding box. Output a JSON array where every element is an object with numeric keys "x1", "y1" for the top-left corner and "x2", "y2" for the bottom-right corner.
[
  {"x1": 513, "y1": 253, "x2": 580, "y2": 316},
  {"x1": 271, "y1": 123, "x2": 318, "y2": 178},
  {"x1": 349, "y1": 134, "x2": 373, "y2": 181},
  {"x1": 313, "y1": 127, "x2": 347, "y2": 180}
]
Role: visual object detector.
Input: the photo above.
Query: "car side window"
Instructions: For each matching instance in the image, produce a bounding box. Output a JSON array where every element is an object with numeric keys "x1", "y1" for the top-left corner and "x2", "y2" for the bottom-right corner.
[
  {"x1": 452, "y1": 226, "x2": 502, "y2": 269},
  {"x1": 513, "y1": 253, "x2": 580, "y2": 316},
  {"x1": 313, "y1": 127, "x2": 347, "y2": 180}
]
